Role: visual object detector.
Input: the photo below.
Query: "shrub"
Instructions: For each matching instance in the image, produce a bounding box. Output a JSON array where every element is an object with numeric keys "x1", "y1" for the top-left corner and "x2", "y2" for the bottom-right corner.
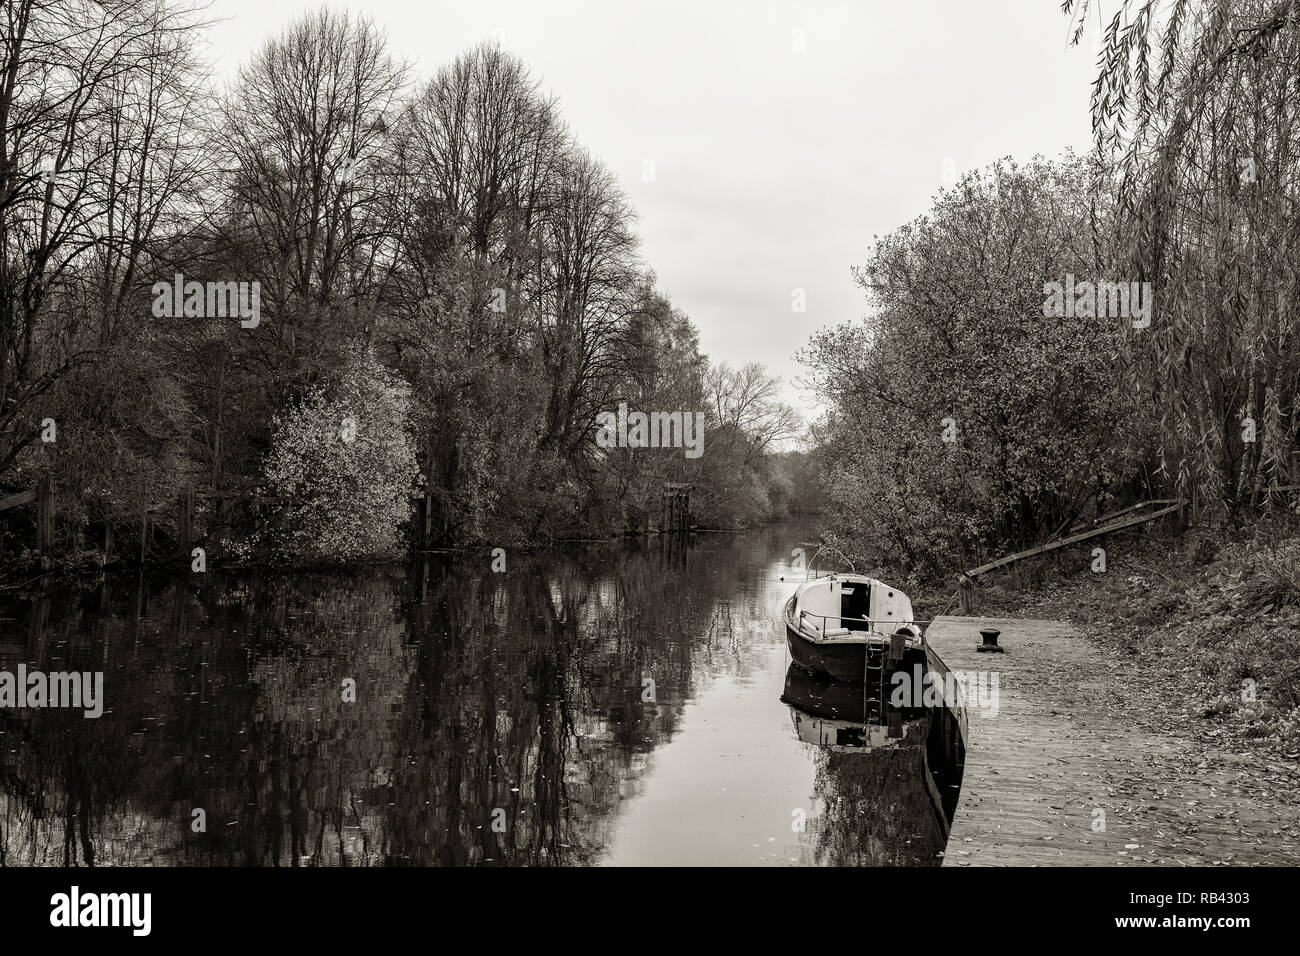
[{"x1": 261, "y1": 352, "x2": 419, "y2": 561}]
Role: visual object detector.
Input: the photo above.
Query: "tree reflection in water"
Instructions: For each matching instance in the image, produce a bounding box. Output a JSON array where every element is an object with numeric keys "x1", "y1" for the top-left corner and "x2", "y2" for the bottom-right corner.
[{"x1": 0, "y1": 524, "x2": 961, "y2": 866}]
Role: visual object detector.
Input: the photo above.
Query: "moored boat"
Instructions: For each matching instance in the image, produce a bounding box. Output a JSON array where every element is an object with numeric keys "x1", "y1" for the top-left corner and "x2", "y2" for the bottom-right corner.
[{"x1": 783, "y1": 573, "x2": 926, "y2": 684}]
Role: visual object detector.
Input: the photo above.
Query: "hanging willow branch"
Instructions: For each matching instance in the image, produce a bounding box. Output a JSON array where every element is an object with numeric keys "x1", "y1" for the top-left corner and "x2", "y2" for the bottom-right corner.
[{"x1": 1062, "y1": 0, "x2": 1300, "y2": 516}]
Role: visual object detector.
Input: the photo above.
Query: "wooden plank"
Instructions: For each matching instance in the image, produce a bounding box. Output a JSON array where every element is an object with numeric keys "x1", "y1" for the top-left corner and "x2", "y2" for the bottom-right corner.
[
  {"x1": 965, "y1": 502, "x2": 1182, "y2": 579},
  {"x1": 0, "y1": 489, "x2": 36, "y2": 512}
]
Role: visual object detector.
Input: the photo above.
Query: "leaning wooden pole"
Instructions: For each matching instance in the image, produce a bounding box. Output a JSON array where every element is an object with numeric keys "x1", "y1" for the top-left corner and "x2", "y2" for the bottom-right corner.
[
  {"x1": 965, "y1": 501, "x2": 1183, "y2": 580},
  {"x1": 956, "y1": 500, "x2": 1184, "y2": 613}
]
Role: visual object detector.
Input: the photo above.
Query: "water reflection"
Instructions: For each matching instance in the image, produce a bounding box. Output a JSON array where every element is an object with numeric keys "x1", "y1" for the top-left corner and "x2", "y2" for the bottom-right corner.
[
  {"x1": 0, "y1": 524, "x2": 962, "y2": 866},
  {"x1": 781, "y1": 665, "x2": 964, "y2": 866},
  {"x1": 782, "y1": 664, "x2": 919, "y2": 751}
]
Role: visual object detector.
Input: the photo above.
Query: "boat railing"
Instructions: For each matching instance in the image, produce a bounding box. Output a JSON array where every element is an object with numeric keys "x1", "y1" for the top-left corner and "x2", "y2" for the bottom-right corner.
[
  {"x1": 795, "y1": 608, "x2": 933, "y2": 643},
  {"x1": 803, "y1": 542, "x2": 856, "y2": 581}
]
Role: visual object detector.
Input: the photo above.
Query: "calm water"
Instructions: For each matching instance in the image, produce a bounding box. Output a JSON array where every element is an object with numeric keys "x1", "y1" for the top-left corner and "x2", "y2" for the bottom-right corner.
[{"x1": 0, "y1": 521, "x2": 962, "y2": 866}]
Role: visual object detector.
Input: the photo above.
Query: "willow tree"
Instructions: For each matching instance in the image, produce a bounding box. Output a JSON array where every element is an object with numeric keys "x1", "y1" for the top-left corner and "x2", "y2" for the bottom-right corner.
[{"x1": 1066, "y1": 0, "x2": 1300, "y2": 515}]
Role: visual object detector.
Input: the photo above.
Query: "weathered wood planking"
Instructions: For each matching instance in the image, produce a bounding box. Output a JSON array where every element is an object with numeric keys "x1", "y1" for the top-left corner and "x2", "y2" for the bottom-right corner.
[{"x1": 926, "y1": 616, "x2": 1300, "y2": 866}]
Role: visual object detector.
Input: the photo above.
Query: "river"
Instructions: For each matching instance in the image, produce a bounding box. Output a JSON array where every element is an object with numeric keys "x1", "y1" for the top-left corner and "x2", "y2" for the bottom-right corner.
[{"x1": 0, "y1": 519, "x2": 962, "y2": 866}]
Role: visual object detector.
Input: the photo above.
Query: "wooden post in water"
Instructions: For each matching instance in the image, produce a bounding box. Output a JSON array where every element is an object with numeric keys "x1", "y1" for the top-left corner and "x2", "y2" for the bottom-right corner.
[
  {"x1": 660, "y1": 483, "x2": 695, "y2": 535},
  {"x1": 178, "y1": 486, "x2": 194, "y2": 547},
  {"x1": 423, "y1": 435, "x2": 436, "y2": 548},
  {"x1": 35, "y1": 472, "x2": 55, "y2": 557},
  {"x1": 423, "y1": 473, "x2": 434, "y2": 548},
  {"x1": 139, "y1": 511, "x2": 149, "y2": 565},
  {"x1": 28, "y1": 592, "x2": 50, "y2": 666}
]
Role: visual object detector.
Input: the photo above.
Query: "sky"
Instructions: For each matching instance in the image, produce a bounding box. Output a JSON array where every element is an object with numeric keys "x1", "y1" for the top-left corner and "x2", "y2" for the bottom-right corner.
[{"x1": 201, "y1": 0, "x2": 1103, "y2": 415}]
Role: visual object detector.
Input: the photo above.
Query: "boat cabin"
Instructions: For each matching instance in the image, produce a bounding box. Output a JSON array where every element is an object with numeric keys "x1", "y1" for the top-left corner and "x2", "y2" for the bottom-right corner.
[{"x1": 791, "y1": 574, "x2": 915, "y2": 640}]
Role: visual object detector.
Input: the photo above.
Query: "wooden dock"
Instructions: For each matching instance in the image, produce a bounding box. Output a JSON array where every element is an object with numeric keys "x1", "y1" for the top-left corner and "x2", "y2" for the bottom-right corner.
[{"x1": 925, "y1": 615, "x2": 1300, "y2": 866}]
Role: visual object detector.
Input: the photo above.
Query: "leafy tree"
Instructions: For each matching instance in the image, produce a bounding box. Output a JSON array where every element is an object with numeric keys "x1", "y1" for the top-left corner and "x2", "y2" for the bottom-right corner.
[
  {"x1": 801, "y1": 154, "x2": 1143, "y2": 573},
  {"x1": 1, "y1": 7, "x2": 796, "y2": 571}
]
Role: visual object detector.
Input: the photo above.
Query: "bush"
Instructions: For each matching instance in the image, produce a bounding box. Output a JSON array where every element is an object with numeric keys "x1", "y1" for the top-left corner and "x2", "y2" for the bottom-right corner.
[{"x1": 261, "y1": 351, "x2": 419, "y2": 561}]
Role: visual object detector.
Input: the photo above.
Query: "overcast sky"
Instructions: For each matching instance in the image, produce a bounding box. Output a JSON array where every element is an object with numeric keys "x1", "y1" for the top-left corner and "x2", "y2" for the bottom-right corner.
[{"x1": 203, "y1": 0, "x2": 1102, "y2": 415}]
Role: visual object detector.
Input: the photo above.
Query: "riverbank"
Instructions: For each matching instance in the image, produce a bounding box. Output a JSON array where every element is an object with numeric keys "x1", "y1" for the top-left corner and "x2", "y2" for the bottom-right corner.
[
  {"x1": 1, "y1": 510, "x2": 820, "y2": 588},
  {"x1": 949, "y1": 520, "x2": 1300, "y2": 760}
]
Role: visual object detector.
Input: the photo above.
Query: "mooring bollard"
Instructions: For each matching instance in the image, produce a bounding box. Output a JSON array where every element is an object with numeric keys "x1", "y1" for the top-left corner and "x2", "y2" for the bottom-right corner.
[{"x1": 976, "y1": 627, "x2": 1004, "y2": 653}]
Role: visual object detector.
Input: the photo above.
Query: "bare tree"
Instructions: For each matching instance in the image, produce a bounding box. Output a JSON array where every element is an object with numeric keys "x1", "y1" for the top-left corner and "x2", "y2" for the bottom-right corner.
[
  {"x1": 219, "y1": 7, "x2": 409, "y2": 322},
  {"x1": 704, "y1": 362, "x2": 802, "y2": 464},
  {"x1": 0, "y1": 0, "x2": 208, "y2": 480},
  {"x1": 535, "y1": 146, "x2": 641, "y2": 461}
]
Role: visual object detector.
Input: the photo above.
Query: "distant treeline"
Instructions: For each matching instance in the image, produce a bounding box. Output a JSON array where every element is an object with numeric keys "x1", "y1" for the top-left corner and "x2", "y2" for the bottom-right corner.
[
  {"x1": 0, "y1": 3, "x2": 804, "y2": 569},
  {"x1": 802, "y1": 0, "x2": 1300, "y2": 579}
]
